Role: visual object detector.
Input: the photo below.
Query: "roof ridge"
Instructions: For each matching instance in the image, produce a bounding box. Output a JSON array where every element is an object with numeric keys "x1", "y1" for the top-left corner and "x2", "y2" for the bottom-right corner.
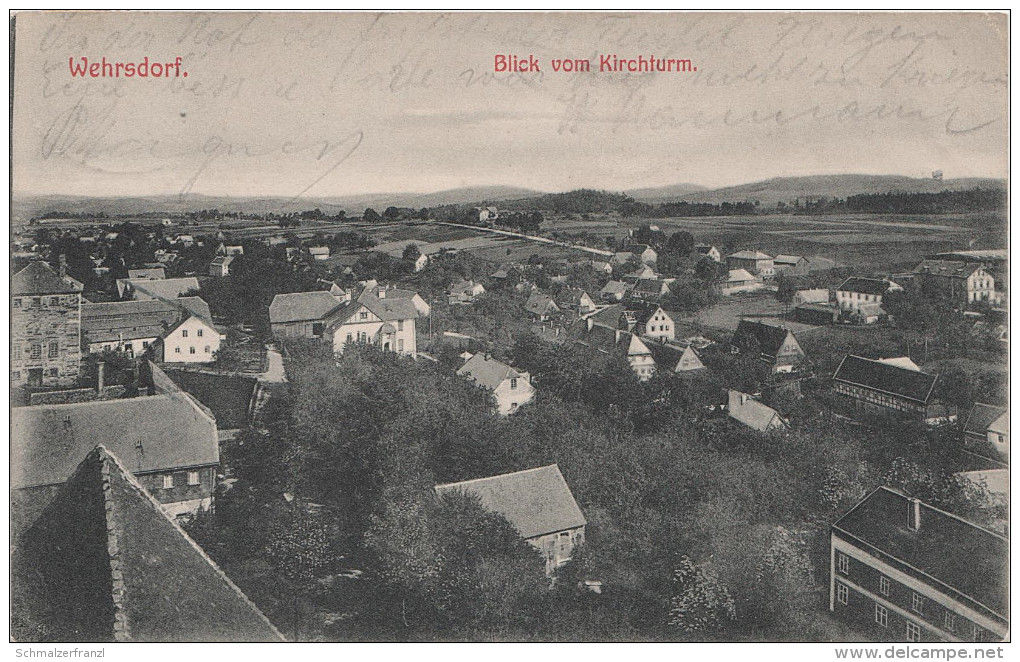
[
  {"x1": 94, "y1": 445, "x2": 287, "y2": 641},
  {"x1": 435, "y1": 464, "x2": 560, "y2": 490},
  {"x1": 93, "y1": 446, "x2": 131, "y2": 641}
]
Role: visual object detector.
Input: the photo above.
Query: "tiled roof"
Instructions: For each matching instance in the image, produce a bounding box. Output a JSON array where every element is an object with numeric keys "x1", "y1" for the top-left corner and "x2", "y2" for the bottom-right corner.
[
  {"x1": 525, "y1": 292, "x2": 558, "y2": 315},
  {"x1": 11, "y1": 393, "x2": 219, "y2": 490},
  {"x1": 833, "y1": 486, "x2": 1008, "y2": 618},
  {"x1": 632, "y1": 278, "x2": 667, "y2": 294},
  {"x1": 727, "y1": 250, "x2": 773, "y2": 260},
  {"x1": 630, "y1": 303, "x2": 666, "y2": 326},
  {"x1": 832, "y1": 355, "x2": 938, "y2": 403},
  {"x1": 129, "y1": 277, "x2": 201, "y2": 301},
  {"x1": 82, "y1": 299, "x2": 183, "y2": 343},
  {"x1": 964, "y1": 403, "x2": 1009, "y2": 437},
  {"x1": 12, "y1": 445, "x2": 285, "y2": 641},
  {"x1": 12, "y1": 261, "x2": 81, "y2": 295},
  {"x1": 837, "y1": 277, "x2": 894, "y2": 295},
  {"x1": 913, "y1": 260, "x2": 983, "y2": 279},
  {"x1": 127, "y1": 267, "x2": 166, "y2": 280},
  {"x1": 327, "y1": 287, "x2": 421, "y2": 328},
  {"x1": 582, "y1": 304, "x2": 626, "y2": 329},
  {"x1": 726, "y1": 269, "x2": 757, "y2": 283},
  {"x1": 773, "y1": 254, "x2": 807, "y2": 265},
  {"x1": 269, "y1": 291, "x2": 343, "y2": 324},
  {"x1": 435, "y1": 465, "x2": 585, "y2": 539},
  {"x1": 599, "y1": 281, "x2": 632, "y2": 295},
  {"x1": 727, "y1": 390, "x2": 787, "y2": 432},
  {"x1": 457, "y1": 353, "x2": 522, "y2": 391},
  {"x1": 648, "y1": 342, "x2": 704, "y2": 372},
  {"x1": 732, "y1": 319, "x2": 794, "y2": 356}
]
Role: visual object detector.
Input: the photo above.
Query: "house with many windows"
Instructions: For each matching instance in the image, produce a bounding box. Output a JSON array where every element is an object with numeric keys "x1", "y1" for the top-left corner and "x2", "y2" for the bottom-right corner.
[
  {"x1": 269, "y1": 291, "x2": 347, "y2": 339},
  {"x1": 912, "y1": 260, "x2": 997, "y2": 305},
  {"x1": 11, "y1": 262, "x2": 84, "y2": 388},
  {"x1": 574, "y1": 318, "x2": 657, "y2": 381},
  {"x1": 435, "y1": 465, "x2": 586, "y2": 576},
  {"x1": 326, "y1": 285, "x2": 421, "y2": 358},
  {"x1": 835, "y1": 277, "x2": 902, "y2": 323},
  {"x1": 726, "y1": 250, "x2": 775, "y2": 278},
  {"x1": 830, "y1": 487, "x2": 1008, "y2": 642}
]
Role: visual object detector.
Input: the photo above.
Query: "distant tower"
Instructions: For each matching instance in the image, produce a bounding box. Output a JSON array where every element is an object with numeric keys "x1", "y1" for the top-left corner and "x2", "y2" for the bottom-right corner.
[{"x1": 932, "y1": 170, "x2": 944, "y2": 181}]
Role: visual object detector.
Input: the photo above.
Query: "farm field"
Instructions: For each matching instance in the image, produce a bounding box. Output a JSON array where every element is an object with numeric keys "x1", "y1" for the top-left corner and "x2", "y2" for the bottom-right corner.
[{"x1": 680, "y1": 293, "x2": 822, "y2": 334}]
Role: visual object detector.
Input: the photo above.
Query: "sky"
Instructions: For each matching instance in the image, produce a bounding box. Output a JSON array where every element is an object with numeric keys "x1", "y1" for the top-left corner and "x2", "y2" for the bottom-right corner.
[{"x1": 11, "y1": 11, "x2": 1009, "y2": 198}]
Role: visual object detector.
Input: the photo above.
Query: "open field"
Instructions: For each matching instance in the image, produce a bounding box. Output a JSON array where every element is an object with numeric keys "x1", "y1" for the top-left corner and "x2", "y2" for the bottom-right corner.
[{"x1": 678, "y1": 293, "x2": 822, "y2": 334}]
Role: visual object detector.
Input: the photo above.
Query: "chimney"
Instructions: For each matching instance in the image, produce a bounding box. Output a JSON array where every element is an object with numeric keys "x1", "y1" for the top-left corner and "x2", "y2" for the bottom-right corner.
[
  {"x1": 907, "y1": 497, "x2": 921, "y2": 531},
  {"x1": 586, "y1": 317, "x2": 594, "y2": 332},
  {"x1": 97, "y1": 362, "x2": 105, "y2": 393},
  {"x1": 740, "y1": 393, "x2": 747, "y2": 405},
  {"x1": 378, "y1": 287, "x2": 386, "y2": 299},
  {"x1": 614, "y1": 329, "x2": 622, "y2": 343}
]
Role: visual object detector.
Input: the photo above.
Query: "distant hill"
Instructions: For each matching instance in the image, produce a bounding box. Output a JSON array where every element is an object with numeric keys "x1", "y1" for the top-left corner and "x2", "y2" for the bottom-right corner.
[
  {"x1": 12, "y1": 185, "x2": 544, "y2": 222},
  {"x1": 627, "y1": 183, "x2": 708, "y2": 202},
  {"x1": 669, "y1": 175, "x2": 1006, "y2": 207}
]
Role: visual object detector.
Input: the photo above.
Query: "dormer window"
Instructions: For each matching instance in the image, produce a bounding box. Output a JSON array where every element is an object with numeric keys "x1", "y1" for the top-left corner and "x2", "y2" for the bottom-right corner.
[{"x1": 511, "y1": 378, "x2": 518, "y2": 389}]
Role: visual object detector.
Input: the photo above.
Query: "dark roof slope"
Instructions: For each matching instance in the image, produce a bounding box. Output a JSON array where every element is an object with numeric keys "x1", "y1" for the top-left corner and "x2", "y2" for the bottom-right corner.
[
  {"x1": 733, "y1": 319, "x2": 791, "y2": 356},
  {"x1": 457, "y1": 353, "x2": 521, "y2": 390},
  {"x1": 832, "y1": 355, "x2": 938, "y2": 404},
  {"x1": 834, "y1": 486, "x2": 1008, "y2": 618},
  {"x1": 12, "y1": 261, "x2": 80, "y2": 295},
  {"x1": 11, "y1": 393, "x2": 219, "y2": 489},
  {"x1": 964, "y1": 403, "x2": 1009, "y2": 436},
  {"x1": 161, "y1": 369, "x2": 257, "y2": 430},
  {"x1": 269, "y1": 291, "x2": 343, "y2": 324},
  {"x1": 12, "y1": 446, "x2": 285, "y2": 641},
  {"x1": 837, "y1": 277, "x2": 893, "y2": 295},
  {"x1": 435, "y1": 465, "x2": 585, "y2": 539},
  {"x1": 913, "y1": 260, "x2": 983, "y2": 279}
]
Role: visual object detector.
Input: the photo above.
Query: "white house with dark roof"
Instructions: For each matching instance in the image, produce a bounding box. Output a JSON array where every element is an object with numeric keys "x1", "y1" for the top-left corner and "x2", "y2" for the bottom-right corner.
[
  {"x1": 962, "y1": 403, "x2": 1009, "y2": 466},
  {"x1": 326, "y1": 285, "x2": 421, "y2": 357},
  {"x1": 435, "y1": 465, "x2": 586, "y2": 576},
  {"x1": 457, "y1": 353, "x2": 535, "y2": 415},
  {"x1": 830, "y1": 487, "x2": 1008, "y2": 642},
  {"x1": 836, "y1": 277, "x2": 903, "y2": 321},
  {"x1": 695, "y1": 244, "x2": 722, "y2": 262},
  {"x1": 913, "y1": 260, "x2": 997, "y2": 305},
  {"x1": 525, "y1": 292, "x2": 560, "y2": 321}
]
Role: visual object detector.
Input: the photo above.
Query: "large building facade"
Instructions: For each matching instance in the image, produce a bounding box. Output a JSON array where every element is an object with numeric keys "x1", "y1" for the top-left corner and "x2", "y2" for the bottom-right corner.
[
  {"x1": 830, "y1": 487, "x2": 1008, "y2": 643},
  {"x1": 12, "y1": 262, "x2": 83, "y2": 388}
]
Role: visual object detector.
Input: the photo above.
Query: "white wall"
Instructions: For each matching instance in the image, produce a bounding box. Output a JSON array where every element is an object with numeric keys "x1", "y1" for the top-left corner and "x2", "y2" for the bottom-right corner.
[{"x1": 164, "y1": 317, "x2": 221, "y2": 362}]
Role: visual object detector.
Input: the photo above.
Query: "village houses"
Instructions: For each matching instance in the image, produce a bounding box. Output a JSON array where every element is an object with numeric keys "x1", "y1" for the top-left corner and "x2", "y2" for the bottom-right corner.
[
  {"x1": 525, "y1": 291, "x2": 561, "y2": 321},
  {"x1": 695, "y1": 244, "x2": 722, "y2": 262},
  {"x1": 730, "y1": 320, "x2": 806, "y2": 375},
  {"x1": 726, "y1": 250, "x2": 775, "y2": 278},
  {"x1": 961, "y1": 403, "x2": 1009, "y2": 466},
  {"x1": 832, "y1": 355, "x2": 954, "y2": 424},
  {"x1": 326, "y1": 285, "x2": 422, "y2": 358},
  {"x1": 719, "y1": 269, "x2": 763, "y2": 296},
  {"x1": 912, "y1": 260, "x2": 997, "y2": 305},
  {"x1": 435, "y1": 465, "x2": 585, "y2": 576},
  {"x1": 836, "y1": 277, "x2": 902, "y2": 323},
  {"x1": 457, "y1": 352, "x2": 536, "y2": 415},
  {"x1": 727, "y1": 390, "x2": 789, "y2": 433}
]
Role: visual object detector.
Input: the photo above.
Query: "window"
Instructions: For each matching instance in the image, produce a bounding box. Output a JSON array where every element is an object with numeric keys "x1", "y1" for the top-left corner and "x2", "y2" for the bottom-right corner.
[
  {"x1": 906, "y1": 622, "x2": 921, "y2": 642},
  {"x1": 48, "y1": 368, "x2": 58, "y2": 377},
  {"x1": 181, "y1": 329, "x2": 188, "y2": 338},
  {"x1": 398, "y1": 320, "x2": 404, "y2": 331},
  {"x1": 204, "y1": 346, "x2": 211, "y2": 353},
  {"x1": 837, "y1": 553, "x2": 849, "y2": 575},
  {"x1": 12, "y1": 371, "x2": 20, "y2": 380},
  {"x1": 312, "y1": 322, "x2": 324, "y2": 336},
  {"x1": 13, "y1": 345, "x2": 22, "y2": 360},
  {"x1": 346, "y1": 333, "x2": 353, "y2": 343},
  {"x1": 188, "y1": 471, "x2": 200, "y2": 486},
  {"x1": 197, "y1": 329, "x2": 203, "y2": 337},
  {"x1": 875, "y1": 605, "x2": 888, "y2": 627},
  {"x1": 879, "y1": 575, "x2": 890, "y2": 596},
  {"x1": 360, "y1": 311, "x2": 368, "y2": 320},
  {"x1": 30, "y1": 344, "x2": 42, "y2": 359},
  {"x1": 911, "y1": 593, "x2": 924, "y2": 614},
  {"x1": 50, "y1": 297, "x2": 60, "y2": 305},
  {"x1": 162, "y1": 474, "x2": 174, "y2": 489},
  {"x1": 398, "y1": 339, "x2": 404, "y2": 352},
  {"x1": 943, "y1": 612, "x2": 955, "y2": 632},
  {"x1": 972, "y1": 623, "x2": 983, "y2": 642},
  {"x1": 12, "y1": 298, "x2": 21, "y2": 308},
  {"x1": 189, "y1": 347, "x2": 196, "y2": 354},
  {"x1": 175, "y1": 347, "x2": 181, "y2": 353},
  {"x1": 511, "y1": 378, "x2": 518, "y2": 389},
  {"x1": 142, "y1": 341, "x2": 149, "y2": 348},
  {"x1": 32, "y1": 297, "x2": 41, "y2": 307},
  {"x1": 837, "y1": 584, "x2": 848, "y2": 605},
  {"x1": 48, "y1": 342, "x2": 59, "y2": 358}
]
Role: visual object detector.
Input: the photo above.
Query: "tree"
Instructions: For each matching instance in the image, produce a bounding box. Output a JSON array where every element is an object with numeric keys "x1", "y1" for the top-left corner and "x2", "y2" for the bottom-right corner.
[
  {"x1": 363, "y1": 207, "x2": 381, "y2": 222},
  {"x1": 384, "y1": 206, "x2": 401, "y2": 220},
  {"x1": 668, "y1": 556, "x2": 736, "y2": 632},
  {"x1": 402, "y1": 243, "x2": 422, "y2": 262},
  {"x1": 694, "y1": 257, "x2": 727, "y2": 282},
  {"x1": 666, "y1": 231, "x2": 695, "y2": 257}
]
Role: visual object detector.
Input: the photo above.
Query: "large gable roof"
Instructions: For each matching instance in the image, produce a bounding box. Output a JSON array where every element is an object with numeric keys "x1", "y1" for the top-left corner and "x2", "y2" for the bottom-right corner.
[
  {"x1": 12, "y1": 446, "x2": 285, "y2": 641},
  {"x1": 913, "y1": 259, "x2": 983, "y2": 279},
  {"x1": 833, "y1": 486, "x2": 1008, "y2": 619},
  {"x1": 837, "y1": 277, "x2": 893, "y2": 295},
  {"x1": 12, "y1": 261, "x2": 81, "y2": 295},
  {"x1": 728, "y1": 390, "x2": 787, "y2": 432},
  {"x1": 269, "y1": 291, "x2": 343, "y2": 324},
  {"x1": 964, "y1": 403, "x2": 1009, "y2": 437},
  {"x1": 129, "y1": 277, "x2": 201, "y2": 301},
  {"x1": 733, "y1": 319, "x2": 794, "y2": 356},
  {"x1": 12, "y1": 393, "x2": 219, "y2": 490},
  {"x1": 457, "y1": 353, "x2": 521, "y2": 391},
  {"x1": 728, "y1": 250, "x2": 773, "y2": 260},
  {"x1": 435, "y1": 465, "x2": 585, "y2": 539},
  {"x1": 832, "y1": 355, "x2": 938, "y2": 404}
]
